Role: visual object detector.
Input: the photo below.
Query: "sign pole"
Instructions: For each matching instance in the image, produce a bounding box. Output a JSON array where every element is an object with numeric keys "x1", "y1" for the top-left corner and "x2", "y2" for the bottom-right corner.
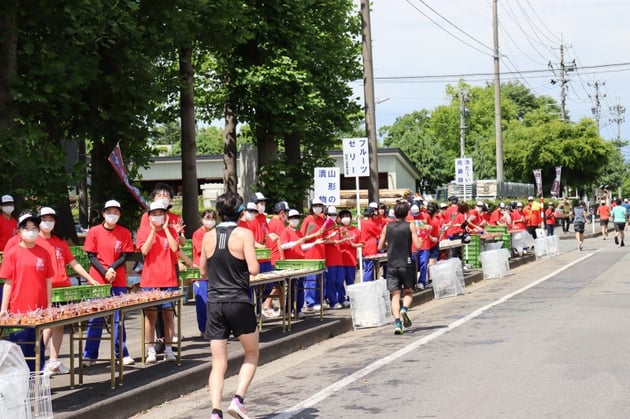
[{"x1": 356, "y1": 175, "x2": 364, "y2": 282}]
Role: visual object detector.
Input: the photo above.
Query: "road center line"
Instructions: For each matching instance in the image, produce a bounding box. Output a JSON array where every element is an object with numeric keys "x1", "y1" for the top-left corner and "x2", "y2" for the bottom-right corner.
[{"x1": 272, "y1": 250, "x2": 596, "y2": 419}]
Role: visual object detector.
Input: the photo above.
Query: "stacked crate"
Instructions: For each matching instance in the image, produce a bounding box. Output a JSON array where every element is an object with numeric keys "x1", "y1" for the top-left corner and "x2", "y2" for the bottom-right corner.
[
  {"x1": 68, "y1": 246, "x2": 90, "y2": 276},
  {"x1": 484, "y1": 225, "x2": 511, "y2": 250},
  {"x1": 464, "y1": 234, "x2": 481, "y2": 268}
]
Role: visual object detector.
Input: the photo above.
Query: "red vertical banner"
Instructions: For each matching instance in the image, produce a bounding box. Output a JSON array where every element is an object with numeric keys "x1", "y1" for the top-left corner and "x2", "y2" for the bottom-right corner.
[
  {"x1": 108, "y1": 144, "x2": 148, "y2": 210},
  {"x1": 550, "y1": 166, "x2": 562, "y2": 197},
  {"x1": 533, "y1": 169, "x2": 542, "y2": 197}
]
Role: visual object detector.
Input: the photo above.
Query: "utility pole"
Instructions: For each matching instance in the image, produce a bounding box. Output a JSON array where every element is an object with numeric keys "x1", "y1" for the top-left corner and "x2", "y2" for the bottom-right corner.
[
  {"x1": 492, "y1": 0, "x2": 504, "y2": 182},
  {"x1": 609, "y1": 98, "x2": 626, "y2": 140},
  {"x1": 549, "y1": 42, "x2": 576, "y2": 122},
  {"x1": 588, "y1": 81, "x2": 605, "y2": 136},
  {"x1": 360, "y1": 0, "x2": 379, "y2": 204},
  {"x1": 459, "y1": 91, "x2": 469, "y2": 158}
]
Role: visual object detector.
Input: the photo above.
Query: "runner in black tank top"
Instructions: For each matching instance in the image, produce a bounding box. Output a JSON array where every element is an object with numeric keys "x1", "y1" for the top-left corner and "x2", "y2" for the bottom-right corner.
[{"x1": 378, "y1": 200, "x2": 423, "y2": 335}]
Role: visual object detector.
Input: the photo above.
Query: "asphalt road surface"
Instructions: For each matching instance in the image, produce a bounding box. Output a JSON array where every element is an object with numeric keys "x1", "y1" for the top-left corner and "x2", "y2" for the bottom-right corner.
[{"x1": 137, "y1": 235, "x2": 630, "y2": 419}]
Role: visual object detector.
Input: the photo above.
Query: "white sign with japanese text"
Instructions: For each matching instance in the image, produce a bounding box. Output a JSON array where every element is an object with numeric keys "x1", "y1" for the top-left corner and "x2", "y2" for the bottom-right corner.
[
  {"x1": 342, "y1": 137, "x2": 369, "y2": 177},
  {"x1": 455, "y1": 158, "x2": 473, "y2": 184},
  {"x1": 313, "y1": 167, "x2": 340, "y2": 205}
]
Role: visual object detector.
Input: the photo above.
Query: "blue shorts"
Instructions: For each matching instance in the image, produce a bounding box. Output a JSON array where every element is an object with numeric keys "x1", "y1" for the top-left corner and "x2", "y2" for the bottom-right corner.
[
  {"x1": 428, "y1": 244, "x2": 439, "y2": 259},
  {"x1": 141, "y1": 286, "x2": 180, "y2": 309}
]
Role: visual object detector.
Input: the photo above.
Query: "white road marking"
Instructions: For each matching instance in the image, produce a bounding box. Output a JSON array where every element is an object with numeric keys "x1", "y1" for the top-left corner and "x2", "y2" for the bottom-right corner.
[{"x1": 271, "y1": 250, "x2": 597, "y2": 419}]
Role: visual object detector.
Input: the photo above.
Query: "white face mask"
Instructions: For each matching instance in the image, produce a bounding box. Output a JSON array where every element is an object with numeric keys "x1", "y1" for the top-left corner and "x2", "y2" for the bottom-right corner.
[
  {"x1": 289, "y1": 219, "x2": 300, "y2": 228},
  {"x1": 21, "y1": 230, "x2": 39, "y2": 242},
  {"x1": 341, "y1": 217, "x2": 351, "y2": 226},
  {"x1": 257, "y1": 203, "x2": 266, "y2": 213},
  {"x1": 313, "y1": 207, "x2": 323, "y2": 214},
  {"x1": 39, "y1": 221, "x2": 55, "y2": 232},
  {"x1": 246, "y1": 211, "x2": 256, "y2": 221},
  {"x1": 104, "y1": 214, "x2": 119, "y2": 225},
  {"x1": 203, "y1": 219, "x2": 216, "y2": 229},
  {"x1": 150, "y1": 215, "x2": 165, "y2": 225},
  {"x1": 2, "y1": 206, "x2": 14, "y2": 215}
]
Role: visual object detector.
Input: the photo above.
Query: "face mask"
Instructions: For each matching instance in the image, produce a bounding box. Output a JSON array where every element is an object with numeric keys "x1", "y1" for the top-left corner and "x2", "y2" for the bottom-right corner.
[
  {"x1": 313, "y1": 207, "x2": 323, "y2": 214},
  {"x1": 341, "y1": 217, "x2": 351, "y2": 226},
  {"x1": 21, "y1": 230, "x2": 39, "y2": 242},
  {"x1": 104, "y1": 214, "x2": 119, "y2": 225},
  {"x1": 2, "y1": 206, "x2": 14, "y2": 215},
  {"x1": 150, "y1": 215, "x2": 165, "y2": 225},
  {"x1": 257, "y1": 204, "x2": 266, "y2": 213},
  {"x1": 289, "y1": 219, "x2": 300, "y2": 228},
  {"x1": 203, "y1": 219, "x2": 216, "y2": 229},
  {"x1": 246, "y1": 212, "x2": 256, "y2": 221},
  {"x1": 39, "y1": 221, "x2": 55, "y2": 232}
]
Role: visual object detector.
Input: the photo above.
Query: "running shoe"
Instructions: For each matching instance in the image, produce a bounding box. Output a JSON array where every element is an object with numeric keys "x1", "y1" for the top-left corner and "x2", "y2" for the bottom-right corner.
[
  {"x1": 146, "y1": 348, "x2": 157, "y2": 364},
  {"x1": 45, "y1": 360, "x2": 69, "y2": 376},
  {"x1": 401, "y1": 310, "x2": 412, "y2": 328},
  {"x1": 394, "y1": 321, "x2": 403, "y2": 335},
  {"x1": 227, "y1": 397, "x2": 251, "y2": 419},
  {"x1": 333, "y1": 303, "x2": 343, "y2": 309},
  {"x1": 164, "y1": 350, "x2": 177, "y2": 362},
  {"x1": 82, "y1": 357, "x2": 97, "y2": 368},
  {"x1": 122, "y1": 356, "x2": 135, "y2": 366},
  {"x1": 615, "y1": 236, "x2": 619, "y2": 245}
]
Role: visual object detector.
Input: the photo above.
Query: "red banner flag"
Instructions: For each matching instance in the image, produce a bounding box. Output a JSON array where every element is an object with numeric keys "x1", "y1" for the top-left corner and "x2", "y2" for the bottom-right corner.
[{"x1": 108, "y1": 144, "x2": 148, "y2": 210}]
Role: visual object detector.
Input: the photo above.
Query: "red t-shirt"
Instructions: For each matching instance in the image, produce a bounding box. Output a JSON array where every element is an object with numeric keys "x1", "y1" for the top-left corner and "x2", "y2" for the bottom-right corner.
[
  {"x1": 192, "y1": 226, "x2": 209, "y2": 267},
  {"x1": 84, "y1": 224, "x2": 134, "y2": 287},
  {"x1": 279, "y1": 226, "x2": 304, "y2": 259},
  {"x1": 246, "y1": 213, "x2": 270, "y2": 263},
  {"x1": 545, "y1": 208, "x2": 556, "y2": 226},
  {"x1": 511, "y1": 210, "x2": 526, "y2": 231},
  {"x1": 3, "y1": 234, "x2": 21, "y2": 253},
  {"x1": 136, "y1": 225, "x2": 178, "y2": 288},
  {"x1": 0, "y1": 244, "x2": 53, "y2": 313},
  {"x1": 324, "y1": 228, "x2": 343, "y2": 267},
  {"x1": 0, "y1": 215, "x2": 17, "y2": 251},
  {"x1": 360, "y1": 217, "x2": 382, "y2": 256},
  {"x1": 597, "y1": 205, "x2": 611, "y2": 220},
  {"x1": 37, "y1": 235, "x2": 72, "y2": 288},
  {"x1": 444, "y1": 205, "x2": 459, "y2": 223},
  {"x1": 267, "y1": 216, "x2": 286, "y2": 265},
  {"x1": 300, "y1": 214, "x2": 326, "y2": 260},
  {"x1": 340, "y1": 226, "x2": 361, "y2": 267}
]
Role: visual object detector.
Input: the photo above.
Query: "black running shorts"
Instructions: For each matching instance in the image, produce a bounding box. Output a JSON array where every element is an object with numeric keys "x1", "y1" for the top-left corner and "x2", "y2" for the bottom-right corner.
[
  {"x1": 386, "y1": 266, "x2": 416, "y2": 291},
  {"x1": 204, "y1": 302, "x2": 257, "y2": 340}
]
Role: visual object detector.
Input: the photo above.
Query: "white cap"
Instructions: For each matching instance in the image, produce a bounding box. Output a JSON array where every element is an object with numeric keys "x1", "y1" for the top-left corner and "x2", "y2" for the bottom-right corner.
[
  {"x1": 18, "y1": 212, "x2": 39, "y2": 227},
  {"x1": 368, "y1": 202, "x2": 378, "y2": 209},
  {"x1": 516, "y1": 202, "x2": 523, "y2": 207},
  {"x1": 327, "y1": 206, "x2": 337, "y2": 215},
  {"x1": 625, "y1": 198, "x2": 628, "y2": 202},
  {"x1": 39, "y1": 207, "x2": 56, "y2": 217},
  {"x1": 499, "y1": 202, "x2": 506, "y2": 208},
  {"x1": 287, "y1": 209, "x2": 301, "y2": 218},
  {"x1": 527, "y1": 196, "x2": 534, "y2": 201},
  {"x1": 246, "y1": 202, "x2": 258, "y2": 212},
  {"x1": 312, "y1": 198, "x2": 324, "y2": 206},
  {"x1": 410, "y1": 205, "x2": 420, "y2": 215},
  {"x1": 476, "y1": 201, "x2": 484, "y2": 207},
  {"x1": 149, "y1": 201, "x2": 168, "y2": 212},
  {"x1": 104, "y1": 200, "x2": 121, "y2": 210},
  {"x1": 250, "y1": 192, "x2": 268, "y2": 202},
  {"x1": 1, "y1": 195, "x2": 14, "y2": 204},
  {"x1": 439, "y1": 202, "x2": 448, "y2": 209}
]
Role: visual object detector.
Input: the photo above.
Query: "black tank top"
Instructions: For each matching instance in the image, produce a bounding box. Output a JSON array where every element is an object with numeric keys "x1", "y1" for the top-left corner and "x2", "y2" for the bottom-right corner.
[
  {"x1": 385, "y1": 221, "x2": 414, "y2": 268},
  {"x1": 207, "y1": 223, "x2": 252, "y2": 304}
]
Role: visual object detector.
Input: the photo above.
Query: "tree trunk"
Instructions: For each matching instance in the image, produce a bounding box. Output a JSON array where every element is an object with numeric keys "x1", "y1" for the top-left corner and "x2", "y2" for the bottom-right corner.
[
  {"x1": 284, "y1": 132, "x2": 302, "y2": 208},
  {"x1": 223, "y1": 99, "x2": 238, "y2": 193},
  {"x1": 0, "y1": 0, "x2": 18, "y2": 131},
  {"x1": 257, "y1": 132, "x2": 278, "y2": 167},
  {"x1": 179, "y1": 46, "x2": 200, "y2": 235}
]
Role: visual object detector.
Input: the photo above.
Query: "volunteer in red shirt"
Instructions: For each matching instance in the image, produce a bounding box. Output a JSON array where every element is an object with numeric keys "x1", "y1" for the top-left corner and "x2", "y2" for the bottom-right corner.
[
  {"x1": 360, "y1": 206, "x2": 382, "y2": 282},
  {"x1": 266, "y1": 201, "x2": 289, "y2": 266},
  {"x1": 36, "y1": 206, "x2": 96, "y2": 374},
  {"x1": 0, "y1": 211, "x2": 54, "y2": 371},
  {"x1": 0, "y1": 194, "x2": 17, "y2": 251},
  {"x1": 300, "y1": 198, "x2": 327, "y2": 310},
  {"x1": 545, "y1": 203, "x2": 556, "y2": 236},
  {"x1": 338, "y1": 209, "x2": 362, "y2": 306},
  {"x1": 323, "y1": 206, "x2": 346, "y2": 309},
  {"x1": 511, "y1": 202, "x2": 526, "y2": 231},
  {"x1": 137, "y1": 201, "x2": 180, "y2": 363},
  {"x1": 248, "y1": 192, "x2": 272, "y2": 273},
  {"x1": 191, "y1": 209, "x2": 216, "y2": 334}
]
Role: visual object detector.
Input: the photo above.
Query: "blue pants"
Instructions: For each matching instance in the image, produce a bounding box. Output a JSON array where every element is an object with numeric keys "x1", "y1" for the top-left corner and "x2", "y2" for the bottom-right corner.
[
  {"x1": 342, "y1": 266, "x2": 356, "y2": 287},
  {"x1": 9, "y1": 328, "x2": 45, "y2": 372},
  {"x1": 304, "y1": 273, "x2": 324, "y2": 307},
  {"x1": 417, "y1": 249, "x2": 429, "y2": 286},
  {"x1": 325, "y1": 266, "x2": 345, "y2": 306},
  {"x1": 194, "y1": 280, "x2": 208, "y2": 334},
  {"x1": 83, "y1": 286, "x2": 129, "y2": 359},
  {"x1": 362, "y1": 260, "x2": 375, "y2": 282},
  {"x1": 546, "y1": 224, "x2": 554, "y2": 236}
]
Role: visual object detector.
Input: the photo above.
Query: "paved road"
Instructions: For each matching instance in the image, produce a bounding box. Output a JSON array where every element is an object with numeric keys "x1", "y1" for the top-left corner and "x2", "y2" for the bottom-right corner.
[{"x1": 137, "y1": 234, "x2": 630, "y2": 418}]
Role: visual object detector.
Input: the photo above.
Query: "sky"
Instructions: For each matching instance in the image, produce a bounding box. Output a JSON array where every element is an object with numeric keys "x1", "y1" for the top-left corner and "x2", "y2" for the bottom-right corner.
[{"x1": 353, "y1": 0, "x2": 630, "y2": 151}]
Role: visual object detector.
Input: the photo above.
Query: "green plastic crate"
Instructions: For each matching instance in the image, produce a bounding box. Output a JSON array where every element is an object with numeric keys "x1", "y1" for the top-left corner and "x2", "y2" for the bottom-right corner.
[
  {"x1": 256, "y1": 248, "x2": 271, "y2": 260},
  {"x1": 52, "y1": 285, "x2": 111, "y2": 303},
  {"x1": 485, "y1": 225, "x2": 508, "y2": 234},
  {"x1": 179, "y1": 267, "x2": 201, "y2": 280},
  {"x1": 274, "y1": 259, "x2": 325, "y2": 271}
]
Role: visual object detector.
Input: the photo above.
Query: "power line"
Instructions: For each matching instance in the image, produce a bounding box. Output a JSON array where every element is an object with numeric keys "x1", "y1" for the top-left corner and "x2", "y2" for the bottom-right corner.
[
  {"x1": 403, "y1": 0, "x2": 494, "y2": 58},
  {"x1": 524, "y1": 0, "x2": 563, "y2": 45}
]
